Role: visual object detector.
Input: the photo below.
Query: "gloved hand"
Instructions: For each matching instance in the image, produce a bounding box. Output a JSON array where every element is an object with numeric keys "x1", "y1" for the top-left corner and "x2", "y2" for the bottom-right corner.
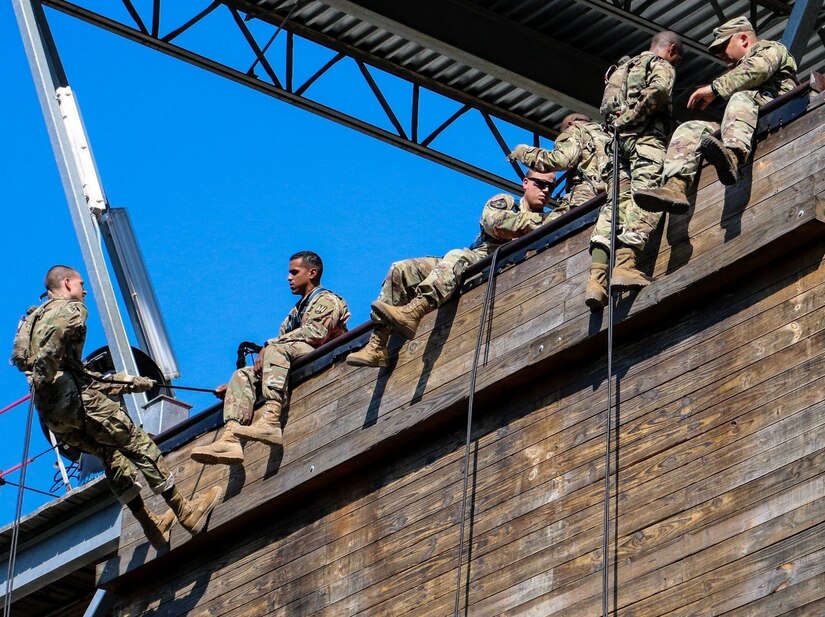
[
  {"x1": 128, "y1": 375, "x2": 157, "y2": 393},
  {"x1": 507, "y1": 144, "x2": 532, "y2": 163}
]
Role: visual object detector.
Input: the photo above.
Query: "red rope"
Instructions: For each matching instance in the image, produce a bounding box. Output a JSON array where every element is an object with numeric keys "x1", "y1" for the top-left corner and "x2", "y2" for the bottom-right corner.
[{"x1": 0, "y1": 394, "x2": 32, "y2": 416}]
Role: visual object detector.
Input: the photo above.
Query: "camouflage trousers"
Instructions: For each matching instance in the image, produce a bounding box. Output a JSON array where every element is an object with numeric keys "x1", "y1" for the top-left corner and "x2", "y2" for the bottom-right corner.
[
  {"x1": 371, "y1": 249, "x2": 487, "y2": 318},
  {"x1": 662, "y1": 91, "x2": 769, "y2": 182},
  {"x1": 34, "y1": 371, "x2": 173, "y2": 504},
  {"x1": 592, "y1": 132, "x2": 666, "y2": 251},
  {"x1": 555, "y1": 180, "x2": 602, "y2": 216},
  {"x1": 222, "y1": 340, "x2": 315, "y2": 424}
]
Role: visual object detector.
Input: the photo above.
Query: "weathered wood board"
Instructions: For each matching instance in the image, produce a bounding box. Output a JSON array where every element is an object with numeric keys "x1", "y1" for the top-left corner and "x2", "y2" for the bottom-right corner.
[{"x1": 105, "y1": 102, "x2": 825, "y2": 617}]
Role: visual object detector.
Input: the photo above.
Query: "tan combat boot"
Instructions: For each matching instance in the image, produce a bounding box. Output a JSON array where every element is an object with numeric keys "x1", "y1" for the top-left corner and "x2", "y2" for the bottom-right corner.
[
  {"x1": 699, "y1": 135, "x2": 742, "y2": 186},
  {"x1": 165, "y1": 486, "x2": 223, "y2": 535},
  {"x1": 611, "y1": 247, "x2": 651, "y2": 290},
  {"x1": 585, "y1": 263, "x2": 609, "y2": 310},
  {"x1": 190, "y1": 422, "x2": 244, "y2": 466},
  {"x1": 232, "y1": 398, "x2": 283, "y2": 446},
  {"x1": 346, "y1": 326, "x2": 391, "y2": 367},
  {"x1": 633, "y1": 176, "x2": 690, "y2": 214},
  {"x1": 128, "y1": 498, "x2": 176, "y2": 550},
  {"x1": 370, "y1": 296, "x2": 433, "y2": 340}
]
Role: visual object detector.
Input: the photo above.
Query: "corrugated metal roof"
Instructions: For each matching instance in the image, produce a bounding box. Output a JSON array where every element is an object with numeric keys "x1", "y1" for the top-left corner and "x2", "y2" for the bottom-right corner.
[{"x1": 241, "y1": 0, "x2": 824, "y2": 135}]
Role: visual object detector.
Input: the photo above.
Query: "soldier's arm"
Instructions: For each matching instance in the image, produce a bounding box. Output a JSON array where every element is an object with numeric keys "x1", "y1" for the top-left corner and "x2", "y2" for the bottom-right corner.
[
  {"x1": 30, "y1": 304, "x2": 86, "y2": 388},
  {"x1": 712, "y1": 44, "x2": 783, "y2": 98},
  {"x1": 510, "y1": 132, "x2": 582, "y2": 173},
  {"x1": 269, "y1": 295, "x2": 343, "y2": 347},
  {"x1": 481, "y1": 197, "x2": 545, "y2": 241},
  {"x1": 617, "y1": 60, "x2": 674, "y2": 127}
]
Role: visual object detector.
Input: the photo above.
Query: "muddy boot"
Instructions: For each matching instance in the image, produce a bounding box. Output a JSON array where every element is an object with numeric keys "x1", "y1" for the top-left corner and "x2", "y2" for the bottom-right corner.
[
  {"x1": 633, "y1": 176, "x2": 690, "y2": 214},
  {"x1": 232, "y1": 398, "x2": 283, "y2": 446},
  {"x1": 585, "y1": 263, "x2": 609, "y2": 311},
  {"x1": 346, "y1": 326, "x2": 391, "y2": 367},
  {"x1": 190, "y1": 422, "x2": 244, "y2": 466},
  {"x1": 164, "y1": 485, "x2": 223, "y2": 535},
  {"x1": 370, "y1": 296, "x2": 433, "y2": 340},
  {"x1": 611, "y1": 246, "x2": 651, "y2": 290},
  {"x1": 699, "y1": 135, "x2": 741, "y2": 186},
  {"x1": 127, "y1": 496, "x2": 176, "y2": 550}
]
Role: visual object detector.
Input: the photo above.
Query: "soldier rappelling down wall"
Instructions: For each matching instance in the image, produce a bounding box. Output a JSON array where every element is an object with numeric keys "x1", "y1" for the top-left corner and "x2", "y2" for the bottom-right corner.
[
  {"x1": 346, "y1": 170, "x2": 556, "y2": 368},
  {"x1": 11, "y1": 265, "x2": 222, "y2": 550},
  {"x1": 508, "y1": 113, "x2": 611, "y2": 216},
  {"x1": 191, "y1": 251, "x2": 349, "y2": 466},
  {"x1": 634, "y1": 16, "x2": 799, "y2": 213},
  {"x1": 587, "y1": 31, "x2": 684, "y2": 310}
]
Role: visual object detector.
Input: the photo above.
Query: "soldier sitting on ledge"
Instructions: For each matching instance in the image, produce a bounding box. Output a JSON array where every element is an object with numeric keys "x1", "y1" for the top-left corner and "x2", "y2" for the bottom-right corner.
[
  {"x1": 346, "y1": 171, "x2": 555, "y2": 369},
  {"x1": 191, "y1": 251, "x2": 349, "y2": 466},
  {"x1": 634, "y1": 16, "x2": 798, "y2": 214}
]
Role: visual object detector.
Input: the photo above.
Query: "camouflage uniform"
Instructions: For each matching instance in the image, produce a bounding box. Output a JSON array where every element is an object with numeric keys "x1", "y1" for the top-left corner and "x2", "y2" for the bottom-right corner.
[
  {"x1": 594, "y1": 51, "x2": 675, "y2": 250},
  {"x1": 663, "y1": 40, "x2": 797, "y2": 182},
  {"x1": 372, "y1": 194, "x2": 548, "y2": 314},
  {"x1": 515, "y1": 122, "x2": 611, "y2": 214},
  {"x1": 222, "y1": 289, "x2": 349, "y2": 424},
  {"x1": 26, "y1": 293, "x2": 172, "y2": 505}
]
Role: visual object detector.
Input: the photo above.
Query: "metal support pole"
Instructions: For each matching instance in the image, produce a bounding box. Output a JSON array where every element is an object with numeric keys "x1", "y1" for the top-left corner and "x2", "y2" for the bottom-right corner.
[
  {"x1": 13, "y1": 0, "x2": 147, "y2": 419},
  {"x1": 780, "y1": 0, "x2": 823, "y2": 63}
]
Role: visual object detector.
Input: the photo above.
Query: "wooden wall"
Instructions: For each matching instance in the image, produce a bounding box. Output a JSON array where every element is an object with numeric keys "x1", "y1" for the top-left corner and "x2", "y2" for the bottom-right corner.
[{"x1": 105, "y1": 102, "x2": 825, "y2": 616}]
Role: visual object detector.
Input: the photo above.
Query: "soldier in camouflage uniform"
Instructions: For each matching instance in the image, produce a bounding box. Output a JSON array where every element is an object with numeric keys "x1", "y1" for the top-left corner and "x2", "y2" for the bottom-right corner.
[
  {"x1": 586, "y1": 31, "x2": 684, "y2": 310},
  {"x1": 508, "y1": 113, "x2": 611, "y2": 213},
  {"x1": 635, "y1": 16, "x2": 798, "y2": 213},
  {"x1": 15, "y1": 266, "x2": 221, "y2": 550},
  {"x1": 346, "y1": 171, "x2": 556, "y2": 368},
  {"x1": 191, "y1": 251, "x2": 349, "y2": 466}
]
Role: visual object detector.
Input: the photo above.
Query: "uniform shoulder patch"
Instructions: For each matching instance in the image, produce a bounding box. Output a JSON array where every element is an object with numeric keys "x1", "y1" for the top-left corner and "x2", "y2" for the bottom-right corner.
[{"x1": 486, "y1": 194, "x2": 514, "y2": 210}]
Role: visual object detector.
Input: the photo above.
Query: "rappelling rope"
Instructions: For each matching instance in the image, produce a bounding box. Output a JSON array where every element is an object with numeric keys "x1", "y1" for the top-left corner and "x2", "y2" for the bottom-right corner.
[{"x1": 453, "y1": 245, "x2": 503, "y2": 617}]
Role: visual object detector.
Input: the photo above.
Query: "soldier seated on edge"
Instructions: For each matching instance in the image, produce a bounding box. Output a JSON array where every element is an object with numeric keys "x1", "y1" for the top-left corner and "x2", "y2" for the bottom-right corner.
[
  {"x1": 191, "y1": 251, "x2": 349, "y2": 466},
  {"x1": 346, "y1": 171, "x2": 555, "y2": 369},
  {"x1": 634, "y1": 16, "x2": 797, "y2": 214}
]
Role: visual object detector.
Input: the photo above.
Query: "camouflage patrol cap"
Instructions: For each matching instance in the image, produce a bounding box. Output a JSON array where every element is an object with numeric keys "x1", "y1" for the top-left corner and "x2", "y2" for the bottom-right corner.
[{"x1": 709, "y1": 16, "x2": 755, "y2": 53}]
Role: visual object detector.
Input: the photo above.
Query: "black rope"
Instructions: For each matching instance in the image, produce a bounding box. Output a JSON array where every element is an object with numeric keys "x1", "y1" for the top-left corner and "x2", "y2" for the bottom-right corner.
[
  {"x1": 453, "y1": 245, "x2": 502, "y2": 617},
  {"x1": 4, "y1": 388, "x2": 35, "y2": 616},
  {"x1": 601, "y1": 125, "x2": 621, "y2": 617},
  {"x1": 85, "y1": 372, "x2": 217, "y2": 395}
]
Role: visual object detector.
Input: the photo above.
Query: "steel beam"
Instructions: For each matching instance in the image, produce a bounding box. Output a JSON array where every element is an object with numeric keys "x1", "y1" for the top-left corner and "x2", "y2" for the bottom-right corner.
[
  {"x1": 781, "y1": 0, "x2": 824, "y2": 62},
  {"x1": 0, "y1": 495, "x2": 120, "y2": 603},
  {"x1": 13, "y1": 0, "x2": 147, "y2": 420},
  {"x1": 41, "y1": 0, "x2": 524, "y2": 194}
]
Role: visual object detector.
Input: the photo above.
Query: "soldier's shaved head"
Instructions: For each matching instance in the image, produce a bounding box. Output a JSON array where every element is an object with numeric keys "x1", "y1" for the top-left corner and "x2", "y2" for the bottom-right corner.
[
  {"x1": 45, "y1": 265, "x2": 80, "y2": 291},
  {"x1": 561, "y1": 113, "x2": 591, "y2": 132},
  {"x1": 651, "y1": 30, "x2": 684, "y2": 66}
]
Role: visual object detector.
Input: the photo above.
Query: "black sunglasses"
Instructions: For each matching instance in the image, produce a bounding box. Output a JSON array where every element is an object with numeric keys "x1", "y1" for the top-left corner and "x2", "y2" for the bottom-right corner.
[{"x1": 527, "y1": 177, "x2": 554, "y2": 191}]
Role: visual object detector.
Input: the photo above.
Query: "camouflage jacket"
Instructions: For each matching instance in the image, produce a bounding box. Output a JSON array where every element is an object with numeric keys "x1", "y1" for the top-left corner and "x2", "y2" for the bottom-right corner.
[
  {"x1": 613, "y1": 51, "x2": 675, "y2": 136},
  {"x1": 712, "y1": 40, "x2": 797, "y2": 100},
  {"x1": 471, "y1": 194, "x2": 547, "y2": 252},
  {"x1": 269, "y1": 288, "x2": 350, "y2": 347},
  {"x1": 25, "y1": 294, "x2": 89, "y2": 388},
  {"x1": 20, "y1": 293, "x2": 144, "y2": 395},
  {"x1": 518, "y1": 121, "x2": 611, "y2": 197}
]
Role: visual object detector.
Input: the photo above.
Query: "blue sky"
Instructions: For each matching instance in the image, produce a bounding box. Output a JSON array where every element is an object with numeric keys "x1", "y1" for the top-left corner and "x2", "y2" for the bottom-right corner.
[{"x1": 0, "y1": 3, "x2": 553, "y2": 526}]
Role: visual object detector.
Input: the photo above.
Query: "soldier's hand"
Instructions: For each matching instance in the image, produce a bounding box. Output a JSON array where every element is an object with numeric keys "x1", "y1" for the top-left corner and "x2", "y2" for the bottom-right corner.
[
  {"x1": 253, "y1": 352, "x2": 263, "y2": 376},
  {"x1": 214, "y1": 384, "x2": 228, "y2": 400},
  {"x1": 507, "y1": 144, "x2": 531, "y2": 163},
  {"x1": 129, "y1": 375, "x2": 156, "y2": 393},
  {"x1": 688, "y1": 85, "x2": 716, "y2": 110}
]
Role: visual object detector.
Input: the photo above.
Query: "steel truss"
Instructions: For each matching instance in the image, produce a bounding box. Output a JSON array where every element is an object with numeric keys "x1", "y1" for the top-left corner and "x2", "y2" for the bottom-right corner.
[{"x1": 40, "y1": 0, "x2": 554, "y2": 194}]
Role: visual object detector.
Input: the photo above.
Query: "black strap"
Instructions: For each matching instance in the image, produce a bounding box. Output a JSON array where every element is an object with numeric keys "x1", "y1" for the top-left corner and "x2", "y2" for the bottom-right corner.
[{"x1": 284, "y1": 287, "x2": 326, "y2": 334}]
